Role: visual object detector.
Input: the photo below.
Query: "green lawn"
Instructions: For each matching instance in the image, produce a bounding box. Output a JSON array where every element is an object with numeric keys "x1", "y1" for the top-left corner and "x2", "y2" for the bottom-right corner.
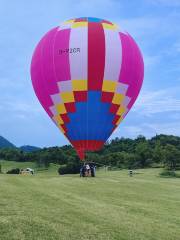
[
  {"x1": 0, "y1": 160, "x2": 59, "y2": 175},
  {"x1": 0, "y1": 161, "x2": 180, "y2": 240}
]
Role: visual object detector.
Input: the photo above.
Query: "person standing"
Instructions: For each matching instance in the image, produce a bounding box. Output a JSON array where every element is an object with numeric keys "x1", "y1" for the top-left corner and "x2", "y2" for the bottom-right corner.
[{"x1": 86, "y1": 164, "x2": 90, "y2": 176}]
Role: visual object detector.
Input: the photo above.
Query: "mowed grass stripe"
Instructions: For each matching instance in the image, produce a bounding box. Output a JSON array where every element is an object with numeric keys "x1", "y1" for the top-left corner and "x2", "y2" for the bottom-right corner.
[{"x1": 0, "y1": 163, "x2": 180, "y2": 240}]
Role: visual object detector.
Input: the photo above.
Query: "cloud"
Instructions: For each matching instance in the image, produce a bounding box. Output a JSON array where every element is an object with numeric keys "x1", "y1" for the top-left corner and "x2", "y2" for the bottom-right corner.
[
  {"x1": 148, "y1": 0, "x2": 180, "y2": 6},
  {"x1": 144, "y1": 54, "x2": 161, "y2": 68},
  {"x1": 0, "y1": 0, "x2": 180, "y2": 146},
  {"x1": 144, "y1": 122, "x2": 180, "y2": 136},
  {"x1": 77, "y1": 0, "x2": 120, "y2": 10},
  {"x1": 123, "y1": 126, "x2": 144, "y2": 136},
  {"x1": 0, "y1": 98, "x2": 42, "y2": 118},
  {"x1": 118, "y1": 13, "x2": 180, "y2": 47},
  {"x1": 120, "y1": 17, "x2": 159, "y2": 32},
  {"x1": 0, "y1": 77, "x2": 25, "y2": 91},
  {"x1": 173, "y1": 42, "x2": 180, "y2": 53},
  {"x1": 118, "y1": 121, "x2": 180, "y2": 139},
  {"x1": 133, "y1": 87, "x2": 180, "y2": 116}
]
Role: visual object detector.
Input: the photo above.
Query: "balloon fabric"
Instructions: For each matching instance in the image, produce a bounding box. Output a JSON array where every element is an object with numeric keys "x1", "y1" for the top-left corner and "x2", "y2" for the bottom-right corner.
[{"x1": 31, "y1": 17, "x2": 144, "y2": 160}]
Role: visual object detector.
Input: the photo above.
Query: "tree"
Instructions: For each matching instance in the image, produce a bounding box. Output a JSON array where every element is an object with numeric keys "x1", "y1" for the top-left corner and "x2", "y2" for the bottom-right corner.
[
  {"x1": 163, "y1": 144, "x2": 180, "y2": 170},
  {"x1": 39, "y1": 152, "x2": 51, "y2": 168},
  {"x1": 135, "y1": 142, "x2": 152, "y2": 168},
  {"x1": 152, "y1": 142, "x2": 165, "y2": 164},
  {"x1": 0, "y1": 134, "x2": 180, "y2": 171}
]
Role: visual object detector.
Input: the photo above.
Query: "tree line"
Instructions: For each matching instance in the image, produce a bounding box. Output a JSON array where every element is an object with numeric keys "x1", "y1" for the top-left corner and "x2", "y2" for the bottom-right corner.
[{"x1": 0, "y1": 134, "x2": 180, "y2": 172}]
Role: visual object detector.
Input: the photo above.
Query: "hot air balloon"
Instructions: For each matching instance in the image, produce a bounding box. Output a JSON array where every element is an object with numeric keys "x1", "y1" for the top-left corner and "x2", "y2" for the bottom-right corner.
[{"x1": 31, "y1": 17, "x2": 144, "y2": 160}]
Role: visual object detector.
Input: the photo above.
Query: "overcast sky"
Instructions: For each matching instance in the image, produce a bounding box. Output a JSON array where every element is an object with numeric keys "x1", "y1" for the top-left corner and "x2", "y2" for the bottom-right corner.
[{"x1": 0, "y1": 0, "x2": 180, "y2": 147}]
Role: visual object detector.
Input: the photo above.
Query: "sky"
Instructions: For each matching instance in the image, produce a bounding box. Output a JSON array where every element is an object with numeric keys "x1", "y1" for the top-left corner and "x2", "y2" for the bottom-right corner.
[{"x1": 0, "y1": 0, "x2": 180, "y2": 147}]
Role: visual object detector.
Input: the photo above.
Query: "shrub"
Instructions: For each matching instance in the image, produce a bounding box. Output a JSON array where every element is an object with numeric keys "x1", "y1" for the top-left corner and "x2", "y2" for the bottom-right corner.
[
  {"x1": 160, "y1": 169, "x2": 180, "y2": 178},
  {"x1": 58, "y1": 162, "x2": 80, "y2": 175},
  {"x1": 6, "y1": 168, "x2": 20, "y2": 174}
]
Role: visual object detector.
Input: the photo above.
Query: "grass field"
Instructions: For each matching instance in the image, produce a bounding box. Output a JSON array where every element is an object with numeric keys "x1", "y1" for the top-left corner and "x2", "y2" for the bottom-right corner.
[{"x1": 0, "y1": 161, "x2": 180, "y2": 240}]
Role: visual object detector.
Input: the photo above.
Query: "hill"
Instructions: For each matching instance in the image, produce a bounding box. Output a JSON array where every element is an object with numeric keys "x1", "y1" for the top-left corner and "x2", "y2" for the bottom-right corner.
[
  {"x1": 0, "y1": 136, "x2": 41, "y2": 152},
  {"x1": 20, "y1": 145, "x2": 41, "y2": 152},
  {"x1": 0, "y1": 136, "x2": 15, "y2": 148}
]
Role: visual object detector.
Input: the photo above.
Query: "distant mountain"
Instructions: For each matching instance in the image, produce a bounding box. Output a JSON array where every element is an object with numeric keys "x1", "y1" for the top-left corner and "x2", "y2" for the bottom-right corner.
[
  {"x1": 0, "y1": 136, "x2": 15, "y2": 148},
  {"x1": 0, "y1": 136, "x2": 40, "y2": 152},
  {"x1": 20, "y1": 145, "x2": 41, "y2": 152}
]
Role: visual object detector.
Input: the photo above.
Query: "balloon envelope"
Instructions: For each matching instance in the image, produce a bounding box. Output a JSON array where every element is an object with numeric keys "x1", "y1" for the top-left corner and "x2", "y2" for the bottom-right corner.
[{"x1": 31, "y1": 17, "x2": 144, "y2": 159}]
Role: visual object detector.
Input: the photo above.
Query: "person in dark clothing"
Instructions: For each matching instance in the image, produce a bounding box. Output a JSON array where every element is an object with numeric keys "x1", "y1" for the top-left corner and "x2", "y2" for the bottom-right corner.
[
  {"x1": 90, "y1": 166, "x2": 95, "y2": 177},
  {"x1": 90, "y1": 163, "x2": 96, "y2": 177},
  {"x1": 81, "y1": 164, "x2": 86, "y2": 177}
]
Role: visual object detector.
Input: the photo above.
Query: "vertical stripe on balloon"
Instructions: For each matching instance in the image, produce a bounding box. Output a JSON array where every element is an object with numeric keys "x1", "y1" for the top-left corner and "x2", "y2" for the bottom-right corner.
[
  {"x1": 88, "y1": 22, "x2": 105, "y2": 90},
  {"x1": 69, "y1": 26, "x2": 88, "y2": 80},
  {"x1": 119, "y1": 33, "x2": 144, "y2": 109},
  {"x1": 118, "y1": 33, "x2": 133, "y2": 87},
  {"x1": 101, "y1": 30, "x2": 122, "y2": 146},
  {"x1": 53, "y1": 29, "x2": 71, "y2": 82},
  {"x1": 103, "y1": 29, "x2": 122, "y2": 82},
  {"x1": 31, "y1": 32, "x2": 54, "y2": 118},
  {"x1": 68, "y1": 26, "x2": 88, "y2": 143},
  {"x1": 41, "y1": 27, "x2": 60, "y2": 95},
  {"x1": 127, "y1": 34, "x2": 144, "y2": 109},
  {"x1": 87, "y1": 22, "x2": 105, "y2": 150}
]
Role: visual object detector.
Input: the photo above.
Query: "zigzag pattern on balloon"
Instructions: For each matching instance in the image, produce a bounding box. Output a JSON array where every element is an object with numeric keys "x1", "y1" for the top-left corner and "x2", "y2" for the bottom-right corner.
[{"x1": 49, "y1": 79, "x2": 131, "y2": 132}]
